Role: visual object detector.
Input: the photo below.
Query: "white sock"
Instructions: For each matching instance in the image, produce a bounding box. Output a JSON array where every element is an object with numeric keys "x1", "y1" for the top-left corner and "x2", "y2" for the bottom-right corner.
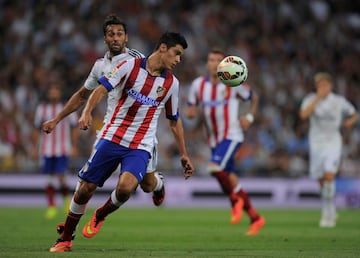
[
  {"x1": 321, "y1": 181, "x2": 336, "y2": 221},
  {"x1": 69, "y1": 197, "x2": 86, "y2": 215},
  {"x1": 47, "y1": 175, "x2": 57, "y2": 188},
  {"x1": 233, "y1": 183, "x2": 242, "y2": 193},
  {"x1": 153, "y1": 172, "x2": 164, "y2": 192},
  {"x1": 110, "y1": 190, "x2": 123, "y2": 207}
]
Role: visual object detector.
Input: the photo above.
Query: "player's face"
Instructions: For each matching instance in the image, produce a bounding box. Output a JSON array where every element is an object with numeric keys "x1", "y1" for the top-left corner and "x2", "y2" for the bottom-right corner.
[
  {"x1": 315, "y1": 78, "x2": 332, "y2": 96},
  {"x1": 47, "y1": 87, "x2": 61, "y2": 103},
  {"x1": 207, "y1": 53, "x2": 224, "y2": 77},
  {"x1": 104, "y1": 24, "x2": 128, "y2": 56},
  {"x1": 161, "y1": 44, "x2": 185, "y2": 70}
]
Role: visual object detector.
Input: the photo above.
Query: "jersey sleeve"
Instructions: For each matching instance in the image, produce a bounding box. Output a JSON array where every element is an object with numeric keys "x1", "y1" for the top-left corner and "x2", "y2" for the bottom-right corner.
[
  {"x1": 84, "y1": 60, "x2": 102, "y2": 90},
  {"x1": 187, "y1": 77, "x2": 201, "y2": 106},
  {"x1": 165, "y1": 77, "x2": 180, "y2": 121},
  {"x1": 235, "y1": 83, "x2": 252, "y2": 101},
  {"x1": 97, "y1": 59, "x2": 132, "y2": 92},
  {"x1": 128, "y1": 48, "x2": 145, "y2": 58},
  {"x1": 340, "y1": 96, "x2": 357, "y2": 117}
]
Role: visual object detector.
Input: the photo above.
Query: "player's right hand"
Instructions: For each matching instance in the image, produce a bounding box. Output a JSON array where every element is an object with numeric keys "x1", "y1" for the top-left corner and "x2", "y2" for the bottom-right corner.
[
  {"x1": 180, "y1": 155, "x2": 195, "y2": 180},
  {"x1": 78, "y1": 112, "x2": 92, "y2": 130}
]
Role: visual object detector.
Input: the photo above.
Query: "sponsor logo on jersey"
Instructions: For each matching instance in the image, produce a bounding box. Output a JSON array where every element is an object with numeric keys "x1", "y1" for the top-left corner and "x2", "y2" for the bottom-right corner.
[
  {"x1": 127, "y1": 89, "x2": 159, "y2": 106},
  {"x1": 202, "y1": 100, "x2": 228, "y2": 107}
]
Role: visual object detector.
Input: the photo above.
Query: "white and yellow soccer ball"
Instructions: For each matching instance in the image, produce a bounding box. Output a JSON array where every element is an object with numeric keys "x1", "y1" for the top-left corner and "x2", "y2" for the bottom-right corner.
[{"x1": 217, "y1": 55, "x2": 248, "y2": 87}]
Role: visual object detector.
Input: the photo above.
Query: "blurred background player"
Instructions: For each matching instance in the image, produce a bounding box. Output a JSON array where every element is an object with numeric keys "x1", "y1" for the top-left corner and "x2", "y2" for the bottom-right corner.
[
  {"x1": 42, "y1": 14, "x2": 165, "y2": 206},
  {"x1": 186, "y1": 49, "x2": 265, "y2": 235},
  {"x1": 31, "y1": 83, "x2": 78, "y2": 219},
  {"x1": 299, "y1": 72, "x2": 358, "y2": 228}
]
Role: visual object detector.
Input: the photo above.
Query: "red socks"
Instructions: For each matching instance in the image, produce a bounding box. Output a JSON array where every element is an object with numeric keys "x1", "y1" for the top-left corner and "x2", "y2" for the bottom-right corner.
[
  {"x1": 62, "y1": 212, "x2": 82, "y2": 241},
  {"x1": 45, "y1": 185, "x2": 55, "y2": 207},
  {"x1": 95, "y1": 197, "x2": 120, "y2": 220},
  {"x1": 212, "y1": 171, "x2": 238, "y2": 205},
  {"x1": 236, "y1": 189, "x2": 259, "y2": 222}
]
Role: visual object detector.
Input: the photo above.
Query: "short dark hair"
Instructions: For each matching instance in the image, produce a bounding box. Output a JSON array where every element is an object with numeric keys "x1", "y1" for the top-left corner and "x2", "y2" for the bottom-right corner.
[
  {"x1": 154, "y1": 32, "x2": 188, "y2": 50},
  {"x1": 103, "y1": 14, "x2": 127, "y2": 35}
]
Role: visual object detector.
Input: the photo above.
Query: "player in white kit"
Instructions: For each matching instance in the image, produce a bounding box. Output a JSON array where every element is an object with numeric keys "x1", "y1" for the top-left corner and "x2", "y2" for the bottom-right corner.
[
  {"x1": 42, "y1": 14, "x2": 165, "y2": 206},
  {"x1": 299, "y1": 72, "x2": 358, "y2": 227}
]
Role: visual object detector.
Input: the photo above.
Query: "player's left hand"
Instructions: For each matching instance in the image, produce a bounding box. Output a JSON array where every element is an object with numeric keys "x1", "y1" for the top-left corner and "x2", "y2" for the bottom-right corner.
[
  {"x1": 180, "y1": 155, "x2": 195, "y2": 180},
  {"x1": 240, "y1": 117, "x2": 251, "y2": 130}
]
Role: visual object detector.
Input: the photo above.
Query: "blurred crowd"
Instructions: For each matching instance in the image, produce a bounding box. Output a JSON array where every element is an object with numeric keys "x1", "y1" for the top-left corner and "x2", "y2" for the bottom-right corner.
[{"x1": 0, "y1": 0, "x2": 359, "y2": 177}]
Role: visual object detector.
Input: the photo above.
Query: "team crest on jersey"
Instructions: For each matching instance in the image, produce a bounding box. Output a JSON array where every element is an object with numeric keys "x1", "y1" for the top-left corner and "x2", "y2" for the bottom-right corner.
[{"x1": 156, "y1": 86, "x2": 165, "y2": 98}]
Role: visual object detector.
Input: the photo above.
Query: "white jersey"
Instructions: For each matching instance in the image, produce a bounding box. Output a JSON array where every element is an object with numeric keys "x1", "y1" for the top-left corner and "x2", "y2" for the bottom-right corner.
[
  {"x1": 187, "y1": 76, "x2": 252, "y2": 147},
  {"x1": 98, "y1": 57, "x2": 180, "y2": 154},
  {"x1": 34, "y1": 103, "x2": 78, "y2": 157},
  {"x1": 300, "y1": 92, "x2": 356, "y2": 147},
  {"x1": 84, "y1": 48, "x2": 144, "y2": 124}
]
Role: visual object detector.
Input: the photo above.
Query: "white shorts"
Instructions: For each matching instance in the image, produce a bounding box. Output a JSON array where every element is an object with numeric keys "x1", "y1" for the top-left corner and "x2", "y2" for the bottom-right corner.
[
  {"x1": 146, "y1": 143, "x2": 158, "y2": 173},
  {"x1": 309, "y1": 144, "x2": 342, "y2": 179}
]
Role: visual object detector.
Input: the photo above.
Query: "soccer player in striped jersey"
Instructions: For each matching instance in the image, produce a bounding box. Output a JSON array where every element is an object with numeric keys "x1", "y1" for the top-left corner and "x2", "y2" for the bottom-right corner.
[
  {"x1": 186, "y1": 49, "x2": 265, "y2": 236},
  {"x1": 49, "y1": 32, "x2": 194, "y2": 252},
  {"x1": 300, "y1": 72, "x2": 358, "y2": 228},
  {"x1": 32, "y1": 83, "x2": 78, "y2": 219},
  {"x1": 42, "y1": 14, "x2": 166, "y2": 207}
]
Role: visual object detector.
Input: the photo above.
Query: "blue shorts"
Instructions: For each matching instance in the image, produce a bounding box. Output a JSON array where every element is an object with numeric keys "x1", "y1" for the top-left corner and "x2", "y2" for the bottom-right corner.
[
  {"x1": 41, "y1": 156, "x2": 69, "y2": 174},
  {"x1": 210, "y1": 139, "x2": 241, "y2": 173},
  {"x1": 79, "y1": 139, "x2": 151, "y2": 187}
]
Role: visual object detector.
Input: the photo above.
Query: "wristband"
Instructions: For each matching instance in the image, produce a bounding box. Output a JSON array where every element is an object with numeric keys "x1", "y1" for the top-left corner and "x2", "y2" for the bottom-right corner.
[{"x1": 245, "y1": 113, "x2": 254, "y2": 123}]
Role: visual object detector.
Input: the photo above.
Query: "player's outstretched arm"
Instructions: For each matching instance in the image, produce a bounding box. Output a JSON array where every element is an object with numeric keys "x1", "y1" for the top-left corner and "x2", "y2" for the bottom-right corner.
[
  {"x1": 42, "y1": 87, "x2": 92, "y2": 133},
  {"x1": 79, "y1": 85, "x2": 107, "y2": 130},
  {"x1": 240, "y1": 90, "x2": 258, "y2": 130},
  {"x1": 169, "y1": 118, "x2": 195, "y2": 179}
]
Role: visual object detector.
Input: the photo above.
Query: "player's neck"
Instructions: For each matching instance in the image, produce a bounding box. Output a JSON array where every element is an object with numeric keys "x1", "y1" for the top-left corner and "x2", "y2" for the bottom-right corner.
[
  {"x1": 108, "y1": 48, "x2": 126, "y2": 60},
  {"x1": 210, "y1": 74, "x2": 220, "y2": 84},
  {"x1": 146, "y1": 55, "x2": 162, "y2": 76}
]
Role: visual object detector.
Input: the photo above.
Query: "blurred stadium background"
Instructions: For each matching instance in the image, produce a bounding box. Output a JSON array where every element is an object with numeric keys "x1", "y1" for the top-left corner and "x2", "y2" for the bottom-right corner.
[{"x1": 0, "y1": 0, "x2": 359, "y2": 208}]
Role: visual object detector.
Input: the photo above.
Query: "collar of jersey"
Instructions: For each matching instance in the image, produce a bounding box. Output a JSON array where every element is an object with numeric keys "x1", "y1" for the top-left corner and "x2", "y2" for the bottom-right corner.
[
  {"x1": 104, "y1": 48, "x2": 129, "y2": 62},
  {"x1": 141, "y1": 58, "x2": 167, "y2": 78}
]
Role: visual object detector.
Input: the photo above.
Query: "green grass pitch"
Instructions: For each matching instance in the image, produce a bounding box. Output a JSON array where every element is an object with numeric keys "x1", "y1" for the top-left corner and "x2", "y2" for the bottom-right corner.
[{"x1": 1, "y1": 207, "x2": 359, "y2": 257}]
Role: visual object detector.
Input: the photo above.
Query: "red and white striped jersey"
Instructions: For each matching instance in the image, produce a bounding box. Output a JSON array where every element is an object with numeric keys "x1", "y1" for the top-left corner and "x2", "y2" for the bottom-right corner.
[
  {"x1": 187, "y1": 76, "x2": 252, "y2": 147},
  {"x1": 84, "y1": 48, "x2": 144, "y2": 124},
  {"x1": 34, "y1": 103, "x2": 78, "y2": 157},
  {"x1": 97, "y1": 58, "x2": 179, "y2": 154}
]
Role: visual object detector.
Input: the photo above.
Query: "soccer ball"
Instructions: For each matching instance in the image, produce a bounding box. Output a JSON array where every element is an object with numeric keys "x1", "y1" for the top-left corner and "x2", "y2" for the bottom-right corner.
[{"x1": 217, "y1": 55, "x2": 248, "y2": 87}]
